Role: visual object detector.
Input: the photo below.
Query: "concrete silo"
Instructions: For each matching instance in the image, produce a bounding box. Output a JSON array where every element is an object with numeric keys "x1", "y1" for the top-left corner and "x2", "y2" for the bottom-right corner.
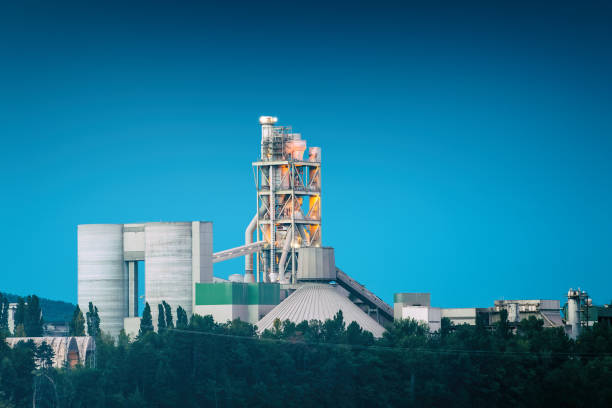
[
  {"x1": 78, "y1": 224, "x2": 127, "y2": 336},
  {"x1": 78, "y1": 221, "x2": 212, "y2": 336},
  {"x1": 145, "y1": 222, "x2": 193, "y2": 327}
]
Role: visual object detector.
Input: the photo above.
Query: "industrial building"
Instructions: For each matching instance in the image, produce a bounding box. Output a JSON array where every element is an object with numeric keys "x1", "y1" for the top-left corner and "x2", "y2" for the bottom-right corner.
[
  {"x1": 394, "y1": 292, "x2": 564, "y2": 332},
  {"x1": 193, "y1": 281, "x2": 280, "y2": 324},
  {"x1": 78, "y1": 116, "x2": 391, "y2": 338},
  {"x1": 392, "y1": 289, "x2": 612, "y2": 339},
  {"x1": 564, "y1": 288, "x2": 612, "y2": 339}
]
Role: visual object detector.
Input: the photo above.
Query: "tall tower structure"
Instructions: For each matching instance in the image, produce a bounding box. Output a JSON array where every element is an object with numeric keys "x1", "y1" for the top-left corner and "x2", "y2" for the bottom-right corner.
[{"x1": 245, "y1": 116, "x2": 321, "y2": 284}]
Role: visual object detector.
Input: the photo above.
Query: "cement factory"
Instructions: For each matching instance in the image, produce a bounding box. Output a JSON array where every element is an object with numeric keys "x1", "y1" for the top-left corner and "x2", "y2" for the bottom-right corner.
[
  {"x1": 73, "y1": 116, "x2": 611, "y2": 341},
  {"x1": 77, "y1": 116, "x2": 392, "y2": 339},
  {"x1": 3, "y1": 116, "x2": 610, "y2": 368}
]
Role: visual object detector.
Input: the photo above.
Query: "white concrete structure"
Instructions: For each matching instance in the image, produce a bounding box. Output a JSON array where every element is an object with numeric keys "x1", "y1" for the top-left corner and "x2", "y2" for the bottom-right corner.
[
  {"x1": 193, "y1": 303, "x2": 278, "y2": 325},
  {"x1": 78, "y1": 221, "x2": 212, "y2": 336},
  {"x1": 123, "y1": 317, "x2": 141, "y2": 339},
  {"x1": 567, "y1": 288, "x2": 585, "y2": 339},
  {"x1": 7, "y1": 303, "x2": 17, "y2": 334},
  {"x1": 193, "y1": 282, "x2": 280, "y2": 325},
  {"x1": 401, "y1": 306, "x2": 442, "y2": 332}
]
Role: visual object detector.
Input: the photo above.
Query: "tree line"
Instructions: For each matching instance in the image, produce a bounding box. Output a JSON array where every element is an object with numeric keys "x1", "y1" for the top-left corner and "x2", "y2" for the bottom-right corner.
[
  {"x1": 68, "y1": 302, "x2": 101, "y2": 338},
  {"x1": 0, "y1": 293, "x2": 43, "y2": 337},
  {"x1": 1, "y1": 300, "x2": 611, "y2": 407}
]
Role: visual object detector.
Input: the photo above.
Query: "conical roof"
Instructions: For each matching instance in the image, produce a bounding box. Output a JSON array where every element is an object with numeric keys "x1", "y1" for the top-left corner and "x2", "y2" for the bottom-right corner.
[{"x1": 257, "y1": 284, "x2": 386, "y2": 338}]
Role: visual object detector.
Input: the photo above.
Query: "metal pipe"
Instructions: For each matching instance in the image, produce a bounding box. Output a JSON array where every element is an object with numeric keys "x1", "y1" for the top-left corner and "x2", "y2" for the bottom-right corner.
[
  {"x1": 245, "y1": 206, "x2": 266, "y2": 281},
  {"x1": 269, "y1": 165, "x2": 275, "y2": 282}
]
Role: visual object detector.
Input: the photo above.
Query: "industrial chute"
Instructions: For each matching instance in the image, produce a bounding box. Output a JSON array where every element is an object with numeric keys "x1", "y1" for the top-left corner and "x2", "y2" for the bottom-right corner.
[{"x1": 276, "y1": 230, "x2": 293, "y2": 283}]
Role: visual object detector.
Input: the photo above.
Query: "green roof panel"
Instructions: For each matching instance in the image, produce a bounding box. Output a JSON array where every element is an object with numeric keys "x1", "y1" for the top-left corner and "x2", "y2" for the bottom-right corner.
[{"x1": 196, "y1": 282, "x2": 280, "y2": 306}]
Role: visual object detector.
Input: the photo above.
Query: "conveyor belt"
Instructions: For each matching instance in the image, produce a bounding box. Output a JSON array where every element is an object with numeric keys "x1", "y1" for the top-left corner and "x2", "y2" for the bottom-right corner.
[
  {"x1": 336, "y1": 267, "x2": 394, "y2": 323},
  {"x1": 213, "y1": 241, "x2": 266, "y2": 263}
]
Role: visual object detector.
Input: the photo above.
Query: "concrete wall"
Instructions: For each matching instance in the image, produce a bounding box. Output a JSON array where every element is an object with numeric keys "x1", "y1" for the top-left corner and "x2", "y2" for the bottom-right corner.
[
  {"x1": 123, "y1": 317, "x2": 141, "y2": 339},
  {"x1": 428, "y1": 307, "x2": 442, "y2": 331},
  {"x1": 393, "y1": 293, "x2": 431, "y2": 320},
  {"x1": 401, "y1": 306, "x2": 441, "y2": 332},
  {"x1": 145, "y1": 222, "x2": 193, "y2": 329},
  {"x1": 192, "y1": 221, "x2": 213, "y2": 314},
  {"x1": 194, "y1": 282, "x2": 280, "y2": 324},
  {"x1": 123, "y1": 224, "x2": 145, "y2": 261},
  {"x1": 193, "y1": 304, "x2": 245, "y2": 323},
  {"x1": 402, "y1": 305, "x2": 429, "y2": 323},
  {"x1": 441, "y1": 308, "x2": 477, "y2": 325}
]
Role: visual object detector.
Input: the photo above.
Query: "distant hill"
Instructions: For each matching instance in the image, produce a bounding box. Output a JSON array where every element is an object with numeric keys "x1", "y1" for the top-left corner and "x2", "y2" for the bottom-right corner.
[{"x1": 2, "y1": 293, "x2": 75, "y2": 323}]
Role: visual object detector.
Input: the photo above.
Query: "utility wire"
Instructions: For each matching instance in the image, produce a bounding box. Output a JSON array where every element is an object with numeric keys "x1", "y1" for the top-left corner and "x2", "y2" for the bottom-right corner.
[{"x1": 167, "y1": 328, "x2": 612, "y2": 359}]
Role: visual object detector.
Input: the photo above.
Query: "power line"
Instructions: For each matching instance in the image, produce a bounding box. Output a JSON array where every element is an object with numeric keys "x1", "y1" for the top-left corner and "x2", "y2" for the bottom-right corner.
[{"x1": 167, "y1": 328, "x2": 612, "y2": 359}]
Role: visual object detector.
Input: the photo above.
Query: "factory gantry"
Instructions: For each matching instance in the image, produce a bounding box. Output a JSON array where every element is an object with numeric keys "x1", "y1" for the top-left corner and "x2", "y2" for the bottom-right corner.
[{"x1": 250, "y1": 116, "x2": 322, "y2": 284}]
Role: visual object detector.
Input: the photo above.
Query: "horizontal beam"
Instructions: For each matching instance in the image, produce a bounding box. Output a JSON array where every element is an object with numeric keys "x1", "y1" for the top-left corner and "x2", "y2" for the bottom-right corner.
[
  {"x1": 257, "y1": 219, "x2": 320, "y2": 225},
  {"x1": 258, "y1": 189, "x2": 320, "y2": 196},
  {"x1": 252, "y1": 160, "x2": 321, "y2": 167}
]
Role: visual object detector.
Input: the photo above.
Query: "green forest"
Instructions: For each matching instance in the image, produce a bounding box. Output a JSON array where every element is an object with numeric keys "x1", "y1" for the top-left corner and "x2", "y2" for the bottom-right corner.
[{"x1": 1, "y1": 300, "x2": 612, "y2": 408}]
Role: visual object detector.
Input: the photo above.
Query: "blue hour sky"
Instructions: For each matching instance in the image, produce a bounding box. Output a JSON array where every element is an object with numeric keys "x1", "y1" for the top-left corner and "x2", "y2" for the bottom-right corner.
[{"x1": 1, "y1": 0, "x2": 611, "y2": 308}]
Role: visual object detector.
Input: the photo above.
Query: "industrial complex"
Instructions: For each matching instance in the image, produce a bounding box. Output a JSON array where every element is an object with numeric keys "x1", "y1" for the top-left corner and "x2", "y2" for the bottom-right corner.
[{"x1": 74, "y1": 116, "x2": 611, "y2": 340}]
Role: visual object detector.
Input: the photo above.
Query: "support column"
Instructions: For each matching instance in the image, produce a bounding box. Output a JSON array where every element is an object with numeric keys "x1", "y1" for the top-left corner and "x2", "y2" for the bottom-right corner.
[
  {"x1": 127, "y1": 261, "x2": 138, "y2": 317},
  {"x1": 269, "y1": 165, "x2": 275, "y2": 282}
]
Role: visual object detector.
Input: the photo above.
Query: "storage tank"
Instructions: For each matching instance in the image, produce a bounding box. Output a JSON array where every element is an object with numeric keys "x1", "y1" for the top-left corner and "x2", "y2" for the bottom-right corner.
[
  {"x1": 145, "y1": 222, "x2": 193, "y2": 327},
  {"x1": 296, "y1": 247, "x2": 336, "y2": 281},
  {"x1": 78, "y1": 224, "x2": 126, "y2": 337},
  {"x1": 567, "y1": 289, "x2": 582, "y2": 339}
]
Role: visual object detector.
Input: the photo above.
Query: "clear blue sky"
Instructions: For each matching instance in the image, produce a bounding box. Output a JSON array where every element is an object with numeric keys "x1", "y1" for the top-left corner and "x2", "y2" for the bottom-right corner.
[{"x1": 1, "y1": 1, "x2": 611, "y2": 308}]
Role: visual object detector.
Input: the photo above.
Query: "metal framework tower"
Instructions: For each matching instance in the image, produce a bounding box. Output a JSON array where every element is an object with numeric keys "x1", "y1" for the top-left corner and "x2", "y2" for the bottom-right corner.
[{"x1": 250, "y1": 116, "x2": 321, "y2": 283}]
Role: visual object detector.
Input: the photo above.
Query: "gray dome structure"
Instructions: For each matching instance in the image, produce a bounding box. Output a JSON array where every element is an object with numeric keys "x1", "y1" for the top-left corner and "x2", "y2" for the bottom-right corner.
[{"x1": 256, "y1": 284, "x2": 386, "y2": 338}]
